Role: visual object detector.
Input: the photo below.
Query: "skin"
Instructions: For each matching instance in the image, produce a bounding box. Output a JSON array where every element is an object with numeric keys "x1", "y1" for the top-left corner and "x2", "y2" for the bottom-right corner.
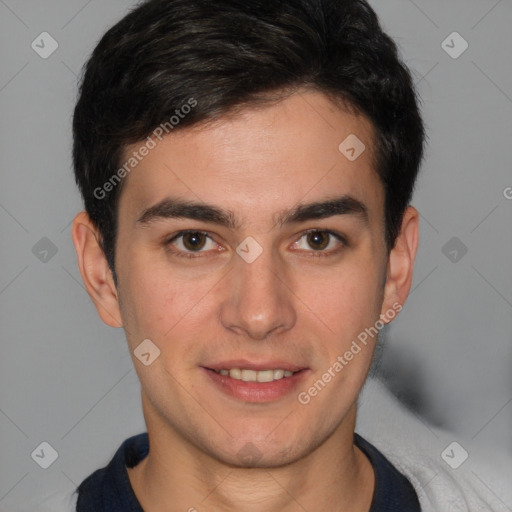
[{"x1": 72, "y1": 89, "x2": 418, "y2": 512}]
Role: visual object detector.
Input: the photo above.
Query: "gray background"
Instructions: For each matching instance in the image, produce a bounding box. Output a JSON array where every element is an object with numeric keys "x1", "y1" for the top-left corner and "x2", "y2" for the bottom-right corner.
[{"x1": 0, "y1": 0, "x2": 511, "y2": 509}]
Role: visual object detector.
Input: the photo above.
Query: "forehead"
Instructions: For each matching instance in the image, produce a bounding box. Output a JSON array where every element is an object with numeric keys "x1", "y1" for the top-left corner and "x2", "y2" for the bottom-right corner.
[{"x1": 118, "y1": 90, "x2": 383, "y2": 228}]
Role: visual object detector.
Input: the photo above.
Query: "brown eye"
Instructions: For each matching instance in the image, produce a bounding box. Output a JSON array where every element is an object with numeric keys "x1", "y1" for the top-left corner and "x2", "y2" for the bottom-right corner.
[
  {"x1": 182, "y1": 232, "x2": 207, "y2": 251},
  {"x1": 167, "y1": 231, "x2": 219, "y2": 258},
  {"x1": 291, "y1": 229, "x2": 347, "y2": 257},
  {"x1": 306, "y1": 231, "x2": 330, "y2": 251}
]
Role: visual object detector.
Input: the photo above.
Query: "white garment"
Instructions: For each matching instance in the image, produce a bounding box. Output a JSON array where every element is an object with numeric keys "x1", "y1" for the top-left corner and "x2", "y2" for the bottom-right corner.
[
  {"x1": 24, "y1": 377, "x2": 512, "y2": 512},
  {"x1": 356, "y1": 377, "x2": 512, "y2": 512}
]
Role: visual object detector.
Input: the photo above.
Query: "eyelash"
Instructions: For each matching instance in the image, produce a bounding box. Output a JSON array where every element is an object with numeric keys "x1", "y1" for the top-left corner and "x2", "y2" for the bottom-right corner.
[{"x1": 165, "y1": 229, "x2": 348, "y2": 259}]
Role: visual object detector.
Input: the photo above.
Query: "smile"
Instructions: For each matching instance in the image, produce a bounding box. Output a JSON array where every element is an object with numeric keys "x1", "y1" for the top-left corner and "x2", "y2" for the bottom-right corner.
[{"x1": 211, "y1": 368, "x2": 298, "y2": 382}]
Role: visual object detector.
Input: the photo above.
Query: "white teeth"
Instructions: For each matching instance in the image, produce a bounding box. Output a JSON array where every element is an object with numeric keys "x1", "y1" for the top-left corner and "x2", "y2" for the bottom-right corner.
[
  {"x1": 241, "y1": 369, "x2": 257, "y2": 382},
  {"x1": 273, "y1": 369, "x2": 284, "y2": 379},
  {"x1": 216, "y1": 368, "x2": 298, "y2": 382},
  {"x1": 229, "y1": 368, "x2": 242, "y2": 380},
  {"x1": 256, "y1": 370, "x2": 274, "y2": 382}
]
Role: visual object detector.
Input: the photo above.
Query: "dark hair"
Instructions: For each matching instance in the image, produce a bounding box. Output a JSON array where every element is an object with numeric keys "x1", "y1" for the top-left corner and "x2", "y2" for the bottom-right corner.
[{"x1": 72, "y1": 0, "x2": 425, "y2": 282}]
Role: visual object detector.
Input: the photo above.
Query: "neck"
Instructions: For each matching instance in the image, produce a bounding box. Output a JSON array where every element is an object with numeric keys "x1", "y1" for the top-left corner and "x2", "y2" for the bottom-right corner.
[{"x1": 128, "y1": 394, "x2": 375, "y2": 512}]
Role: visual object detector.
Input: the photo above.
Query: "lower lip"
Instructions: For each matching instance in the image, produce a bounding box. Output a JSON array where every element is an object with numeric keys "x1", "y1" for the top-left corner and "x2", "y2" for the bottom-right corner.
[{"x1": 201, "y1": 367, "x2": 310, "y2": 403}]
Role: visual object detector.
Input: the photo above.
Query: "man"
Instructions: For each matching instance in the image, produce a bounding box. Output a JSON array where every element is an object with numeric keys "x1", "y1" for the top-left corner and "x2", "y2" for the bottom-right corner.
[{"x1": 70, "y1": 0, "x2": 425, "y2": 509}]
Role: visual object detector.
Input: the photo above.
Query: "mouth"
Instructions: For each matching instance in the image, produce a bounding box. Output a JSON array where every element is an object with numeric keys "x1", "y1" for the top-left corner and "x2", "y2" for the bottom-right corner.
[
  {"x1": 200, "y1": 361, "x2": 310, "y2": 402},
  {"x1": 208, "y1": 367, "x2": 301, "y2": 382}
]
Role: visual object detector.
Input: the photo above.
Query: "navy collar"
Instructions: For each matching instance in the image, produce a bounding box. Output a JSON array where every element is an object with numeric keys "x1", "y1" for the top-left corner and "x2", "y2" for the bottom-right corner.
[
  {"x1": 354, "y1": 433, "x2": 421, "y2": 511},
  {"x1": 76, "y1": 432, "x2": 421, "y2": 511}
]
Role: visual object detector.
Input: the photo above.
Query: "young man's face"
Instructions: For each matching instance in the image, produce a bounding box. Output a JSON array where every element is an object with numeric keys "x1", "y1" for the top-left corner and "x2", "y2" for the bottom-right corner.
[{"x1": 75, "y1": 89, "x2": 417, "y2": 468}]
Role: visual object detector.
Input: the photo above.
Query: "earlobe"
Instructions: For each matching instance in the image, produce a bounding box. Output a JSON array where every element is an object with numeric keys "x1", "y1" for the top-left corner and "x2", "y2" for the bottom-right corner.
[
  {"x1": 71, "y1": 211, "x2": 123, "y2": 328},
  {"x1": 380, "y1": 206, "x2": 419, "y2": 322}
]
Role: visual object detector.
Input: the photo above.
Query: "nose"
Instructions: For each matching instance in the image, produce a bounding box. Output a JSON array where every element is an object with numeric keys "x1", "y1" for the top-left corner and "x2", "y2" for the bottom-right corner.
[{"x1": 219, "y1": 242, "x2": 297, "y2": 340}]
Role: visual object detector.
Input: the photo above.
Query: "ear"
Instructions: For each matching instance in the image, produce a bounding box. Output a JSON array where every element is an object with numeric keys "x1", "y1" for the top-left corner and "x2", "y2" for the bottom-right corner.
[
  {"x1": 71, "y1": 211, "x2": 123, "y2": 328},
  {"x1": 380, "y1": 206, "x2": 419, "y2": 323}
]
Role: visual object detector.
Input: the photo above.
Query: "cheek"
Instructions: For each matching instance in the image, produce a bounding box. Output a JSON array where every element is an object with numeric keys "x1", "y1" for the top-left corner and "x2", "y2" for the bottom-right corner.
[
  {"x1": 118, "y1": 253, "x2": 220, "y2": 349},
  {"x1": 298, "y1": 261, "x2": 383, "y2": 339},
  {"x1": 116, "y1": 253, "x2": 177, "y2": 338}
]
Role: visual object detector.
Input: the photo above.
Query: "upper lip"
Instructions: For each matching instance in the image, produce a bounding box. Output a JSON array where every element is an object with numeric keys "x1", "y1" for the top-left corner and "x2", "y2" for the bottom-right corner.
[{"x1": 203, "y1": 359, "x2": 307, "y2": 372}]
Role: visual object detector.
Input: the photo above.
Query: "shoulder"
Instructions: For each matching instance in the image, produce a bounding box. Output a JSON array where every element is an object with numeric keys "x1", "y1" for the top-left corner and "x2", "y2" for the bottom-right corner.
[
  {"x1": 356, "y1": 378, "x2": 512, "y2": 512},
  {"x1": 74, "y1": 432, "x2": 148, "y2": 510}
]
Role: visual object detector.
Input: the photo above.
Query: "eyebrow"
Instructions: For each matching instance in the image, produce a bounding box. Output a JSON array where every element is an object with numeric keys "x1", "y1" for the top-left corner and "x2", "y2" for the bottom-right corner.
[{"x1": 136, "y1": 195, "x2": 369, "y2": 229}]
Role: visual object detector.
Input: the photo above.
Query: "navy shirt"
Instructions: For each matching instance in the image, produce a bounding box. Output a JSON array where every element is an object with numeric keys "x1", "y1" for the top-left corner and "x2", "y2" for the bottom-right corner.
[{"x1": 75, "y1": 432, "x2": 421, "y2": 511}]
